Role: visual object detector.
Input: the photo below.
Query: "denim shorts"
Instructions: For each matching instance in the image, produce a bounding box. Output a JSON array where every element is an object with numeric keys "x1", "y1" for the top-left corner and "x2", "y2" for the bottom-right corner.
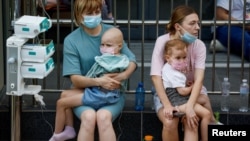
[{"x1": 153, "y1": 88, "x2": 189, "y2": 113}]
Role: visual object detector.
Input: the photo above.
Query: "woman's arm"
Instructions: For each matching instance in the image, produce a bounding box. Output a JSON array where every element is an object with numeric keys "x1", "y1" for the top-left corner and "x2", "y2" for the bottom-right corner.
[
  {"x1": 216, "y1": 7, "x2": 233, "y2": 20},
  {"x1": 216, "y1": 6, "x2": 250, "y2": 30},
  {"x1": 186, "y1": 68, "x2": 204, "y2": 108},
  {"x1": 116, "y1": 61, "x2": 137, "y2": 81},
  {"x1": 151, "y1": 75, "x2": 172, "y2": 109},
  {"x1": 185, "y1": 68, "x2": 204, "y2": 128},
  {"x1": 71, "y1": 61, "x2": 136, "y2": 89},
  {"x1": 150, "y1": 35, "x2": 176, "y2": 117},
  {"x1": 216, "y1": 6, "x2": 236, "y2": 20},
  {"x1": 70, "y1": 75, "x2": 101, "y2": 88}
]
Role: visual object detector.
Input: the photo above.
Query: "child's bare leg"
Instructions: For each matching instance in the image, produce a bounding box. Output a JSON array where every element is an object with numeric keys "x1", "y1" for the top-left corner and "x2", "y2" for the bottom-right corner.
[
  {"x1": 194, "y1": 104, "x2": 211, "y2": 141},
  {"x1": 178, "y1": 102, "x2": 211, "y2": 141},
  {"x1": 60, "y1": 89, "x2": 83, "y2": 127},
  {"x1": 49, "y1": 89, "x2": 83, "y2": 141},
  {"x1": 55, "y1": 89, "x2": 83, "y2": 132},
  {"x1": 197, "y1": 94, "x2": 218, "y2": 123}
]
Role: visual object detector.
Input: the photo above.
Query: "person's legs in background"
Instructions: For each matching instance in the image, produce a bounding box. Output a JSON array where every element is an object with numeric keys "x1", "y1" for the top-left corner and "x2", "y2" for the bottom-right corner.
[
  {"x1": 245, "y1": 31, "x2": 250, "y2": 61},
  {"x1": 102, "y1": 1, "x2": 109, "y2": 20},
  {"x1": 105, "y1": 0, "x2": 114, "y2": 19},
  {"x1": 216, "y1": 26, "x2": 250, "y2": 61},
  {"x1": 61, "y1": 0, "x2": 71, "y2": 6}
]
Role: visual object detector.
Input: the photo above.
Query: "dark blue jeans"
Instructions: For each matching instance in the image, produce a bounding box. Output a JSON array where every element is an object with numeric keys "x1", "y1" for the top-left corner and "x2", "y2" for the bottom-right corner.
[{"x1": 216, "y1": 26, "x2": 250, "y2": 61}]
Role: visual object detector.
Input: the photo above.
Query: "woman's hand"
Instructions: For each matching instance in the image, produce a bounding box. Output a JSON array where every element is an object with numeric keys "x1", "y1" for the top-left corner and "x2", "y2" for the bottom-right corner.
[
  {"x1": 163, "y1": 105, "x2": 176, "y2": 120},
  {"x1": 97, "y1": 74, "x2": 121, "y2": 90},
  {"x1": 185, "y1": 105, "x2": 199, "y2": 129},
  {"x1": 107, "y1": 72, "x2": 127, "y2": 82}
]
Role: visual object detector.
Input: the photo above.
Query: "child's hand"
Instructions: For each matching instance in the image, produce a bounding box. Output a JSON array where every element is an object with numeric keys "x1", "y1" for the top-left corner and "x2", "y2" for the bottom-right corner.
[{"x1": 186, "y1": 81, "x2": 193, "y2": 87}]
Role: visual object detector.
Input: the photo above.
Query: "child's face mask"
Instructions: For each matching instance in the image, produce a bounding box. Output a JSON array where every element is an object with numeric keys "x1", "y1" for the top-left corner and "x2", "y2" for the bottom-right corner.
[
  {"x1": 100, "y1": 46, "x2": 116, "y2": 55},
  {"x1": 170, "y1": 59, "x2": 188, "y2": 73}
]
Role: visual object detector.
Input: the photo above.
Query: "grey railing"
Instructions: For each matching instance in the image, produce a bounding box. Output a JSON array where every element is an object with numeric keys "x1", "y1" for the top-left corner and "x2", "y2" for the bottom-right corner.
[
  {"x1": 3, "y1": 0, "x2": 250, "y2": 141},
  {"x1": 3, "y1": 0, "x2": 249, "y2": 93},
  {"x1": 8, "y1": 0, "x2": 248, "y2": 93}
]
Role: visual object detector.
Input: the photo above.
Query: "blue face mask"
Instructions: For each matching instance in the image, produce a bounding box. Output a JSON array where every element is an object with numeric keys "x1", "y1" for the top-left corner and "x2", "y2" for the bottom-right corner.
[
  {"x1": 181, "y1": 32, "x2": 197, "y2": 44},
  {"x1": 82, "y1": 14, "x2": 102, "y2": 29},
  {"x1": 180, "y1": 28, "x2": 197, "y2": 44}
]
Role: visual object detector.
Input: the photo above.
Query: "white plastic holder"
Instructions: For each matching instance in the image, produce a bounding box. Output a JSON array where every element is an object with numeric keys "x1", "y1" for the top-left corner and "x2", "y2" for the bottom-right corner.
[
  {"x1": 14, "y1": 15, "x2": 52, "y2": 38},
  {"x1": 21, "y1": 57, "x2": 55, "y2": 79},
  {"x1": 21, "y1": 39, "x2": 55, "y2": 62},
  {"x1": 6, "y1": 35, "x2": 43, "y2": 96}
]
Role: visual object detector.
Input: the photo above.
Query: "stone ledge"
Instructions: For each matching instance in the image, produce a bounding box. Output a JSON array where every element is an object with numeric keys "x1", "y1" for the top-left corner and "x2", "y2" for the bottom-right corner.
[{"x1": 1, "y1": 93, "x2": 250, "y2": 141}]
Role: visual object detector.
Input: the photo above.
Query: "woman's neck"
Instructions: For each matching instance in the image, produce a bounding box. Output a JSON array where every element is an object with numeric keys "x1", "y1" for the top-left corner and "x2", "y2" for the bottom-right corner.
[
  {"x1": 82, "y1": 24, "x2": 102, "y2": 36},
  {"x1": 170, "y1": 32, "x2": 181, "y2": 40}
]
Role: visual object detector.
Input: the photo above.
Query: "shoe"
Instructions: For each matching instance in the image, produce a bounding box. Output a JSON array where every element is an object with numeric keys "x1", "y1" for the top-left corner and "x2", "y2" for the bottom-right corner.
[
  {"x1": 210, "y1": 121, "x2": 224, "y2": 125},
  {"x1": 209, "y1": 39, "x2": 226, "y2": 53},
  {"x1": 216, "y1": 121, "x2": 224, "y2": 125},
  {"x1": 108, "y1": 13, "x2": 114, "y2": 20},
  {"x1": 108, "y1": 17, "x2": 114, "y2": 20},
  {"x1": 49, "y1": 136, "x2": 56, "y2": 141}
]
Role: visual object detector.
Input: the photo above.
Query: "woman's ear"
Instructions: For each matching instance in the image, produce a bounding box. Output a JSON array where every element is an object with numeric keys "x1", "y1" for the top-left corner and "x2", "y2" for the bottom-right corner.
[{"x1": 174, "y1": 23, "x2": 181, "y2": 31}]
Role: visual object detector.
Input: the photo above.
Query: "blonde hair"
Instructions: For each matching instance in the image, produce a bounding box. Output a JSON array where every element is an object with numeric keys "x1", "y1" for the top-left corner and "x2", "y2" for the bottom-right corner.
[
  {"x1": 164, "y1": 39, "x2": 187, "y2": 56},
  {"x1": 74, "y1": 0, "x2": 102, "y2": 26}
]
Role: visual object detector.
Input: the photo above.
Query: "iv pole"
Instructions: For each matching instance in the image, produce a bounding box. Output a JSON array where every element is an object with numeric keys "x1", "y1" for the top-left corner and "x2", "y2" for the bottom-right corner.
[
  {"x1": 8, "y1": 1, "x2": 52, "y2": 141},
  {"x1": 11, "y1": 1, "x2": 21, "y2": 141}
]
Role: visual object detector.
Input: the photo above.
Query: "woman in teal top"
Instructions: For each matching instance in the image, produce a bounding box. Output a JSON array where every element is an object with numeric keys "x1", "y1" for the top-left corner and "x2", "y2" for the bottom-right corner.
[{"x1": 49, "y1": 0, "x2": 137, "y2": 141}]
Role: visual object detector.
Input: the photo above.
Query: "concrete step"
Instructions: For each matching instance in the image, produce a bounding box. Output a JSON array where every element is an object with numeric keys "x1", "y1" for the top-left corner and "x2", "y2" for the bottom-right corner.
[
  {"x1": 0, "y1": 110, "x2": 249, "y2": 141},
  {"x1": 0, "y1": 94, "x2": 250, "y2": 141}
]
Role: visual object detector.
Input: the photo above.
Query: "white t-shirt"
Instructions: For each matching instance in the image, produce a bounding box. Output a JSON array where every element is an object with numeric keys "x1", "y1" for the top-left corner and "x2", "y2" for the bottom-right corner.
[
  {"x1": 162, "y1": 63, "x2": 186, "y2": 89},
  {"x1": 217, "y1": 0, "x2": 250, "y2": 20}
]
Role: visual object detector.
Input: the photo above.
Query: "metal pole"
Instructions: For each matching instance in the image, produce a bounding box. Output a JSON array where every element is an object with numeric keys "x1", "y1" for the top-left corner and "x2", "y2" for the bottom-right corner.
[
  {"x1": 0, "y1": 0, "x2": 4, "y2": 91},
  {"x1": 11, "y1": 0, "x2": 21, "y2": 140},
  {"x1": 11, "y1": 96, "x2": 21, "y2": 141}
]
